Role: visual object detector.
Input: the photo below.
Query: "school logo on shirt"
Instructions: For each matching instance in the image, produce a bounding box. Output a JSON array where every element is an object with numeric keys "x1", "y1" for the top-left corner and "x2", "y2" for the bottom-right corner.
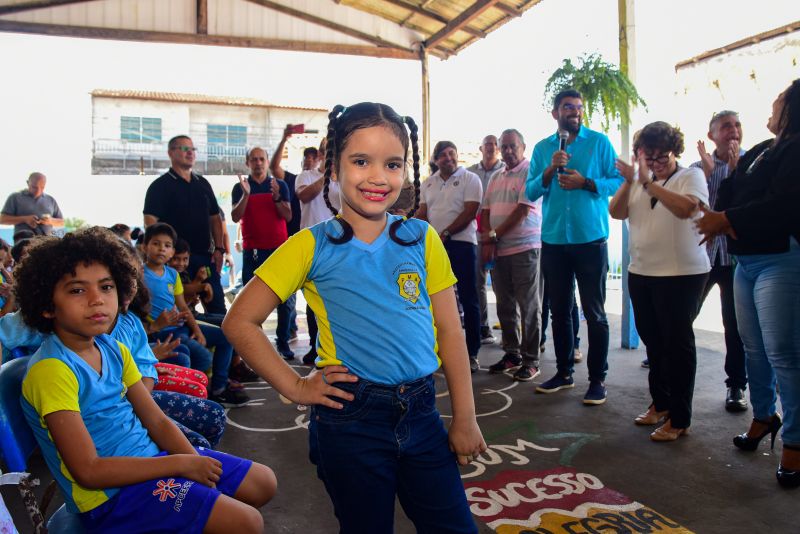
[
  {"x1": 167, "y1": 283, "x2": 174, "y2": 295},
  {"x1": 397, "y1": 272, "x2": 421, "y2": 304},
  {"x1": 153, "y1": 479, "x2": 181, "y2": 502}
]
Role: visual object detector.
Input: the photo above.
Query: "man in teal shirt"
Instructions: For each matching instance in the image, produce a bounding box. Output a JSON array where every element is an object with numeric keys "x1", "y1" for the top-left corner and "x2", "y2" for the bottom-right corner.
[{"x1": 526, "y1": 89, "x2": 622, "y2": 405}]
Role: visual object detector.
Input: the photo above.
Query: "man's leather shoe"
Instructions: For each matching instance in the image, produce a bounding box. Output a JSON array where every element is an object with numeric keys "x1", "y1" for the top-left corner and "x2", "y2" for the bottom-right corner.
[{"x1": 726, "y1": 387, "x2": 748, "y2": 412}]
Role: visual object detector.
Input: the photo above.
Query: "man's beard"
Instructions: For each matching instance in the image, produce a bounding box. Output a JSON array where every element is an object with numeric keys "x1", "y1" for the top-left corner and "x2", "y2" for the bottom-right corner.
[{"x1": 559, "y1": 117, "x2": 581, "y2": 135}]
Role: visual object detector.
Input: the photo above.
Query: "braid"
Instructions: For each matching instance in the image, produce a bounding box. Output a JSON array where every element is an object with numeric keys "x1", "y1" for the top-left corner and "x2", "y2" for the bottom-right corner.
[
  {"x1": 388, "y1": 116, "x2": 423, "y2": 247},
  {"x1": 322, "y1": 105, "x2": 354, "y2": 244}
]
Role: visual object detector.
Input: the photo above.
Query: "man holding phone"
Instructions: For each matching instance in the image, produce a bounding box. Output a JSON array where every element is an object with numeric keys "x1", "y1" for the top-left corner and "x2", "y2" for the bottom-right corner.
[{"x1": 1, "y1": 172, "x2": 64, "y2": 240}]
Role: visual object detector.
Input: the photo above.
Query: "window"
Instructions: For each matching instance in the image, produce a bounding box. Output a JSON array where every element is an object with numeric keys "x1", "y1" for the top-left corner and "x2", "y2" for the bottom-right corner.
[
  {"x1": 207, "y1": 124, "x2": 247, "y2": 157},
  {"x1": 121, "y1": 116, "x2": 162, "y2": 143}
]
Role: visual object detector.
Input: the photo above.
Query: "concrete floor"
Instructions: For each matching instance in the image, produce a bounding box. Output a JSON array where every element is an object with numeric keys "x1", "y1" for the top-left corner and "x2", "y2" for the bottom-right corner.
[{"x1": 3, "y1": 308, "x2": 796, "y2": 533}]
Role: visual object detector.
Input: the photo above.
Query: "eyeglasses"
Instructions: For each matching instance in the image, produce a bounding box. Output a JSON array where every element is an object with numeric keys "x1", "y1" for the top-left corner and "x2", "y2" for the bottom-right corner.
[
  {"x1": 561, "y1": 103, "x2": 584, "y2": 112},
  {"x1": 643, "y1": 153, "x2": 670, "y2": 165},
  {"x1": 171, "y1": 146, "x2": 198, "y2": 153}
]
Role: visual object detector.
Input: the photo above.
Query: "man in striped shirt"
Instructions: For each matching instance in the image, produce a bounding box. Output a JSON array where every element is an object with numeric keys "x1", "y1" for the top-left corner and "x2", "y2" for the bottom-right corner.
[
  {"x1": 691, "y1": 110, "x2": 748, "y2": 412},
  {"x1": 481, "y1": 129, "x2": 543, "y2": 382}
]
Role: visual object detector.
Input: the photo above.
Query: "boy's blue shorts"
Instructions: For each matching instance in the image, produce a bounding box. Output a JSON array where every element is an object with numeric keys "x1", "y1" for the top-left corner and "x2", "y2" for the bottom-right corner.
[{"x1": 80, "y1": 447, "x2": 253, "y2": 534}]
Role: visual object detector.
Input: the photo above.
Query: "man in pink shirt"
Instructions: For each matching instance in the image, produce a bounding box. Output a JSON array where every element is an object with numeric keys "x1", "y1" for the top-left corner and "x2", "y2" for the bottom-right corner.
[{"x1": 480, "y1": 129, "x2": 543, "y2": 382}]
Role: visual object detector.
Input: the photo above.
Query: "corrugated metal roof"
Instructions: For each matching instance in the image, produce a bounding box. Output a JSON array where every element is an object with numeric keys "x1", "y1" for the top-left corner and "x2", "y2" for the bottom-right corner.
[
  {"x1": 90, "y1": 89, "x2": 327, "y2": 111},
  {"x1": 0, "y1": 0, "x2": 546, "y2": 60}
]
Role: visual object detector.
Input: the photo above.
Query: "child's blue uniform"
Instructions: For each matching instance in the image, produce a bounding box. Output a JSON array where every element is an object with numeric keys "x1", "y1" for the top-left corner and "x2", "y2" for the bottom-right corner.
[
  {"x1": 20, "y1": 334, "x2": 250, "y2": 533},
  {"x1": 143, "y1": 264, "x2": 184, "y2": 324},
  {"x1": 254, "y1": 215, "x2": 456, "y2": 384},
  {"x1": 254, "y1": 215, "x2": 477, "y2": 533}
]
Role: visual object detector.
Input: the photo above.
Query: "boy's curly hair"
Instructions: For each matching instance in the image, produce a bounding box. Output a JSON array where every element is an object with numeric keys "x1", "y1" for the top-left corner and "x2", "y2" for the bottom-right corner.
[{"x1": 14, "y1": 227, "x2": 139, "y2": 333}]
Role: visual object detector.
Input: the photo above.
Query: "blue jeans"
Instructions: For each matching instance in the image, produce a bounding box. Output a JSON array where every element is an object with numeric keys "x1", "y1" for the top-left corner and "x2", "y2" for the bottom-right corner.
[
  {"x1": 444, "y1": 241, "x2": 481, "y2": 358},
  {"x1": 541, "y1": 240, "x2": 609, "y2": 382},
  {"x1": 158, "y1": 342, "x2": 191, "y2": 368},
  {"x1": 735, "y1": 239, "x2": 800, "y2": 446},
  {"x1": 154, "y1": 325, "x2": 233, "y2": 392},
  {"x1": 309, "y1": 375, "x2": 476, "y2": 534},
  {"x1": 188, "y1": 252, "x2": 226, "y2": 315},
  {"x1": 243, "y1": 248, "x2": 293, "y2": 345}
]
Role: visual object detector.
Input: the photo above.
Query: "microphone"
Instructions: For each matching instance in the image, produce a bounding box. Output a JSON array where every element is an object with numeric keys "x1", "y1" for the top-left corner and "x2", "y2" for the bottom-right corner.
[{"x1": 557, "y1": 129, "x2": 569, "y2": 174}]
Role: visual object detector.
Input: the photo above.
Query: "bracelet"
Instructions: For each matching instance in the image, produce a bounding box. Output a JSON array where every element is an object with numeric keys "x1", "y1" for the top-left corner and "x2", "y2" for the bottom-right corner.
[{"x1": 214, "y1": 247, "x2": 225, "y2": 254}]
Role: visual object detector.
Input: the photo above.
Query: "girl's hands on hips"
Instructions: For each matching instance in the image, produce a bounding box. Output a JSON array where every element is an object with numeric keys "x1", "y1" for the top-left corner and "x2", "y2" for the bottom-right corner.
[
  {"x1": 292, "y1": 365, "x2": 358, "y2": 408},
  {"x1": 448, "y1": 418, "x2": 488, "y2": 466},
  {"x1": 176, "y1": 454, "x2": 222, "y2": 488}
]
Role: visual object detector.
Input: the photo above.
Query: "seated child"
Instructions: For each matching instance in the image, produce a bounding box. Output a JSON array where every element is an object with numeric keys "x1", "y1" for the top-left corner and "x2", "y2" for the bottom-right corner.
[
  {"x1": 15, "y1": 229, "x2": 275, "y2": 533},
  {"x1": 168, "y1": 238, "x2": 222, "y2": 326},
  {"x1": 141, "y1": 223, "x2": 248, "y2": 408}
]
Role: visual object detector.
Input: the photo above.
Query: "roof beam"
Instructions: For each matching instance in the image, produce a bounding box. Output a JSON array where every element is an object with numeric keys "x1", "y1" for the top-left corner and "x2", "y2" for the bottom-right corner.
[
  {"x1": 243, "y1": 0, "x2": 410, "y2": 53},
  {"x1": 0, "y1": 0, "x2": 93, "y2": 15},
  {"x1": 196, "y1": 0, "x2": 208, "y2": 35},
  {"x1": 425, "y1": 0, "x2": 500, "y2": 49},
  {"x1": 494, "y1": 2, "x2": 523, "y2": 17},
  {"x1": 382, "y1": 0, "x2": 485, "y2": 38},
  {"x1": 0, "y1": 19, "x2": 419, "y2": 60}
]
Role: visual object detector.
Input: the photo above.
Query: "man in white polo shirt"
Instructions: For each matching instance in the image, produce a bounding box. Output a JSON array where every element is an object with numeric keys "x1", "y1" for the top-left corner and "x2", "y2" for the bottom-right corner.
[
  {"x1": 481, "y1": 129, "x2": 543, "y2": 383},
  {"x1": 417, "y1": 140, "x2": 483, "y2": 372}
]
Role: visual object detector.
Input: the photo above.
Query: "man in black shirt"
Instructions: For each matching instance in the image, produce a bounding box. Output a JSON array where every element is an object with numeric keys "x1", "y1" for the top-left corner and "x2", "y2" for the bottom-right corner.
[{"x1": 143, "y1": 135, "x2": 227, "y2": 315}]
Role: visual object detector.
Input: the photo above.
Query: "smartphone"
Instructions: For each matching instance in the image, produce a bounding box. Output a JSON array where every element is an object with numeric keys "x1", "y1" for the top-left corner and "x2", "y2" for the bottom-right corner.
[{"x1": 288, "y1": 124, "x2": 305, "y2": 134}]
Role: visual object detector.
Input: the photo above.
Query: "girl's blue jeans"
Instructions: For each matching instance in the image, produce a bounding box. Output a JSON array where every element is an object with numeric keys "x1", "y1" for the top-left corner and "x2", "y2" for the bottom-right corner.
[
  {"x1": 735, "y1": 238, "x2": 800, "y2": 446},
  {"x1": 309, "y1": 375, "x2": 476, "y2": 534}
]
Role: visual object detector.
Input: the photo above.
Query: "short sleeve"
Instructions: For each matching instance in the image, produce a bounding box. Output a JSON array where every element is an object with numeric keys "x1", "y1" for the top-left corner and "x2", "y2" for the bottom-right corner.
[
  {"x1": 253, "y1": 229, "x2": 315, "y2": 301},
  {"x1": 22, "y1": 359, "x2": 80, "y2": 417},
  {"x1": 231, "y1": 182, "x2": 243, "y2": 205},
  {"x1": 124, "y1": 317, "x2": 158, "y2": 381},
  {"x1": 294, "y1": 171, "x2": 312, "y2": 192},
  {"x1": 51, "y1": 199, "x2": 63, "y2": 219},
  {"x1": 118, "y1": 343, "x2": 144, "y2": 388},
  {"x1": 464, "y1": 173, "x2": 483, "y2": 203},
  {"x1": 1, "y1": 194, "x2": 17, "y2": 216},
  {"x1": 201, "y1": 178, "x2": 221, "y2": 216},
  {"x1": 424, "y1": 225, "x2": 457, "y2": 295},
  {"x1": 678, "y1": 167, "x2": 709, "y2": 205},
  {"x1": 278, "y1": 180, "x2": 290, "y2": 199},
  {"x1": 173, "y1": 270, "x2": 184, "y2": 296},
  {"x1": 143, "y1": 180, "x2": 166, "y2": 218}
]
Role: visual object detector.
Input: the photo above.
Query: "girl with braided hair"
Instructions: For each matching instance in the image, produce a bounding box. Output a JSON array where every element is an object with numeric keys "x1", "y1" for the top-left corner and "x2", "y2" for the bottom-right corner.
[{"x1": 224, "y1": 102, "x2": 486, "y2": 532}]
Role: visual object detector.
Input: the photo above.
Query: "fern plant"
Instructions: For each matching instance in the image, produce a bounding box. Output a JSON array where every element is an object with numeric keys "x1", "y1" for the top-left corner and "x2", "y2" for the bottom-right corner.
[{"x1": 544, "y1": 53, "x2": 646, "y2": 132}]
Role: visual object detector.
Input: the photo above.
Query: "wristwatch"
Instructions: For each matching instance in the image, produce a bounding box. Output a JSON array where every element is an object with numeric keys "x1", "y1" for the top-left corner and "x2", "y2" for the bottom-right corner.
[
  {"x1": 488, "y1": 230, "x2": 498, "y2": 243},
  {"x1": 582, "y1": 178, "x2": 594, "y2": 191},
  {"x1": 441, "y1": 230, "x2": 452, "y2": 241},
  {"x1": 214, "y1": 247, "x2": 225, "y2": 254}
]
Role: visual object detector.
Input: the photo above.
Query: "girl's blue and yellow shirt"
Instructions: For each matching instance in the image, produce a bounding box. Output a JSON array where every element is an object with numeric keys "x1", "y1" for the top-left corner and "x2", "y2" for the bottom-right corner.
[
  {"x1": 20, "y1": 334, "x2": 160, "y2": 513},
  {"x1": 255, "y1": 215, "x2": 457, "y2": 385}
]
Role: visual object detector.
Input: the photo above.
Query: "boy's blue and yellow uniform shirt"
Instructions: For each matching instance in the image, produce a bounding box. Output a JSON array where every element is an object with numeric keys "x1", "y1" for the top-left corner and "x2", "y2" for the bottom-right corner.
[
  {"x1": 143, "y1": 264, "x2": 183, "y2": 322},
  {"x1": 21, "y1": 334, "x2": 160, "y2": 513},
  {"x1": 255, "y1": 215, "x2": 457, "y2": 385}
]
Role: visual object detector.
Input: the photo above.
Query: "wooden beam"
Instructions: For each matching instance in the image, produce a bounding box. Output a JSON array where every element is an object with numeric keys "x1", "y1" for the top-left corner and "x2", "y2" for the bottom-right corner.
[
  {"x1": 243, "y1": 0, "x2": 408, "y2": 52},
  {"x1": 425, "y1": 0, "x2": 499, "y2": 49},
  {"x1": 381, "y1": 0, "x2": 485, "y2": 38},
  {"x1": 0, "y1": 0, "x2": 93, "y2": 15},
  {"x1": 494, "y1": 2, "x2": 523, "y2": 17},
  {"x1": 0, "y1": 20, "x2": 418, "y2": 60},
  {"x1": 196, "y1": 0, "x2": 208, "y2": 35}
]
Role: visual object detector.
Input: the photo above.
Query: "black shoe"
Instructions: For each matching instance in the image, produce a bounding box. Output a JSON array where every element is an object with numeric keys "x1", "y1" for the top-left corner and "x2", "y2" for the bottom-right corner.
[
  {"x1": 725, "y1": 387, "x2": 748, "y2": 412},
  {"x1": 302, "y1": 349, "x2": 317, "y2": 366},
  {"x1": 512, "y1": 365, "x2": 540, "y2": 382},
  {"x1": 777, "y1": 444, "x2": 800, "y2": 488},
  {"x1": 641, "y1": 359, "x2": 650, "y2": 369},
  {"x1": 733, "y1": 414, "x2": 782, "y2": 451},
  {"x1": 209, "y1": 386, "x2": 250, "y2": 408},
  {"x1": 469, "y1": 356, "x2": 480, "y2": 373},
  {"x1": 488, "y1": 354, "x2": 522, "y2": 374},
  {"x1": 229, "y1": 362, "x2": 260, "y2": 383}
]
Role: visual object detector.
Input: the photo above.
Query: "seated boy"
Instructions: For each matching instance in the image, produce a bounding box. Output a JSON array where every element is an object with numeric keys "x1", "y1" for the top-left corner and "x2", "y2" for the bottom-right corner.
[
  {"x1": 141, "y1": 223, "x2": 248, "y2": 407},
  {"x1": 15, "y1": 229, "x2": 275, "y2": 533},
  {"x1": 169, "y1": 238, "x2": 220, "y2": 324}
]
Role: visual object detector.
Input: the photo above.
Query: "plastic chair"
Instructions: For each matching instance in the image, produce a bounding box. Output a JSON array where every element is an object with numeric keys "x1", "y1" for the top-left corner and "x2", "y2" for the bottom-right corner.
[{"x1": 0, "y1": 357, "x2": 85, "y2": 533}]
